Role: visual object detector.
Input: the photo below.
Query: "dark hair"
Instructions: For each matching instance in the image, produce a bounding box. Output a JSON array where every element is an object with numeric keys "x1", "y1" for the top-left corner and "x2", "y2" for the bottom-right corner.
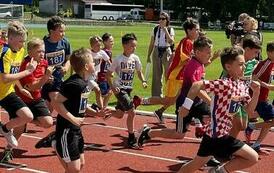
[
  {"x1": 47, "y1": 16, "x2": 65, "y2": 33},
  {"x1": 242, "y1": 35, "x2": 261, "y2": 49},
  {"x1": 102, "y1": 33, "x2": 112, "y2": 42},
  {"x1": 221, "y1": 46, "x2": 244, "y2": 70},
  {"x1": 160, "y1": 12, "x2": 170, "y2": 26},
  {"x1": 183, "y1": 18, "x2": 199, "y2": 33},
  {"x1": 193, "y1": 37, "x2": 212, "y2": 51},
  {"x1": 122, "y1": 33, "x2": 137, "y2": 45},
  {"x1": 70, "y1": 47, "x2": 92, "y2": 74},
  {"x1": 266, "y1": 41, "x2": 274, "y2": 52}
]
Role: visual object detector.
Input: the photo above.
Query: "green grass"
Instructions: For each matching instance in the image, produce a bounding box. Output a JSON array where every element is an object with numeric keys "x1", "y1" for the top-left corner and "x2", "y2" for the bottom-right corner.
[{"x1": 28, "y1": 24, "x2": 274, "y2": 114}]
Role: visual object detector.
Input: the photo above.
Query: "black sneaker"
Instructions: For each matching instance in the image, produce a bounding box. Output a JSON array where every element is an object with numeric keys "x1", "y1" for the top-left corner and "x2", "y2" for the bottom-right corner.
[
  {"x1": 1, "y1": 149, "x2": 13, "y2": 163},
  {"x1": 35, "y1": 132, "x2": 56, "y2": 149},
  {"x1": 206, "y1": 157, "x2": 220, "y2": 167},
  {"x1": 154, "y1": 109, "x2": 164, "y2": 124},
  {"x1": 127, "y1": 137, "x2": 139, "y2": 149},
  {"x1": 137, "y1": 125, "x2": 151, "y2": 147},
  {"x1": 91, "y1": 103, "x2": 100, "y2": 111}
]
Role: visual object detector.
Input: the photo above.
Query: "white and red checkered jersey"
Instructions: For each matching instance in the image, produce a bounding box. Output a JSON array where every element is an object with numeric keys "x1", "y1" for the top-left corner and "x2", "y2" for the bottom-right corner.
[{"x1": 203, "y1": 78, "x2": 251, "y2": 138}]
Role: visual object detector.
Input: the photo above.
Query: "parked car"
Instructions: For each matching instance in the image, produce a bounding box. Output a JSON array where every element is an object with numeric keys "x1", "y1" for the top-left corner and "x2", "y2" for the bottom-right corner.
[
  {"x1": 117, "y1": 14, "x2": 134, "y2": 21},
  {"x1": 0, "y1": 11, "x2": 12, "y2": 18}
]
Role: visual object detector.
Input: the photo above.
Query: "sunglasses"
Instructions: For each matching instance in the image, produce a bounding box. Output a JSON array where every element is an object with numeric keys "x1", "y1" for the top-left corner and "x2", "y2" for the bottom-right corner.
[{"x1": 159, "y1": 18, "x2": 166, "y2": 21}]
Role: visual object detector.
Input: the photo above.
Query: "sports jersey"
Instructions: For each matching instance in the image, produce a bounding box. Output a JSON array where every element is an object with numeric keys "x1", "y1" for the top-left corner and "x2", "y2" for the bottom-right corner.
[
  {"x1": 203, "y1": 78, "x2": 251, "y2": 138},
  {"x1": 97, "y1": 48, "x2": 112, "y2": 82},
  {"x1": 15, "y1": 56, "x2": 48, "y2": 103},
  {"x1": 91, "y1": 50, "x2": 110, "y2": 78},
  {"x1": 0, "y1": 44, "x2": 25, "y2": 100},
  {"x1": 176, "y1": 57, "x2": 205, "y2": 107},
  {"x1": 253, "y1": 58, "x2": 274, "y2": 102},
  {"x1": 43, "y1": 36, "x2": 71, "y2": 81},
  {"x1": 108, "y1": 54, "x2": 142, "y2": 89},
  {"x1": 167, "y1": 37, "x2": 192, "y2": 80},
  {"x1": 56, "y1": 74, "x2": 90, "y2": 131}
]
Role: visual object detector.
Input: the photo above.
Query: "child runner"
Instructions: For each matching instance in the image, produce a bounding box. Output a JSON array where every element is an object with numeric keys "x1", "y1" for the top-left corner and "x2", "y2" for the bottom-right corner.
[
  {"x1": 245, "y1": 41, "x2": 274, "y2": 155},
  {"x1": 99, "y1": 33, "x2": 114, "y2": 107},
  {"x1": 0, "y1": 21, "x2": 37, "y2": 148},
  {"x1": 106, "y1": 33, "x2": 147, "y2": 148},
  {"x1": 178, "y1": 46, "x2": 260, "y2": 173},
  {"x1": 138, "y1": 36, "x2": 220, "y2": 166},
  {"x1": 1, "y1": 38, "x2": 54, "y2": 162},
  {"x1": 53, "y1": 48, "x2": 110, "y2": 172}
]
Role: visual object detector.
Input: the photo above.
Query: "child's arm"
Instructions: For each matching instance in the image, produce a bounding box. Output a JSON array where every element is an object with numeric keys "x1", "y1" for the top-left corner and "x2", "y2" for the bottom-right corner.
[
  {"x1": 0, "y1": 58, "x2": 37, "y2": 83},
  {"x1": 197, "y1": 90, "x2": 211, "y2": 105},
  {"x1": 25, "y1": 66, "x2": 54, "y2": 91},
  {"x1": 106, "y1": 70, "x2": 119, "y2": 94},
  {"x1": 244, "y1": 81, "x2": 260, "y2": 117},
  {"x1": 85, "y1": 106, "x2": 111, "y2": 118},
  {"x1": 258, "y1": 80, "x2": 274, "y2": 91},
  {"x1": 52, "y1": 92, "x2": 84, "y2": 127},
  {"x1": 15, "y1": 80, "x2": 33, "y2": 99},
  {"x1": 136, "y1": 70, "x2": 148, "y2": 88},
  {"x1": 61, "y1": 57, "x2": 71, "y2": 75},
  {"x1": 179, "y1": 80, "x2": 205, "y2": 118},
  {"x1": 93, "y1": 85, "x2": 103, "y2": 109}
]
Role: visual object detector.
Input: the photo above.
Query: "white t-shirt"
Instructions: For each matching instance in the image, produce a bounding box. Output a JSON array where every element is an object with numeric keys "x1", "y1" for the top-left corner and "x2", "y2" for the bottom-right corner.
[
  {"x1": 108, "y1": 54, "x2": 142, "y2": 89},
  {"x1": 91, "y1": 50, "x2": 110, "y2": 76},
  {"x1": 151, "y1": 26, "x2": 175, "y2": 47}
]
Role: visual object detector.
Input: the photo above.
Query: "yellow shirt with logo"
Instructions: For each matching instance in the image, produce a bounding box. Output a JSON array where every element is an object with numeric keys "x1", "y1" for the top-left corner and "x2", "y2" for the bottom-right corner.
[{"x1": 0, "y1": 45, "x2": 25, "y2": 100}]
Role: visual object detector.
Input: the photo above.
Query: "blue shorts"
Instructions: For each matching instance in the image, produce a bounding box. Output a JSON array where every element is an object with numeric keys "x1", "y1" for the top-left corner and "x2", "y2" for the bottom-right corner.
[
  {"x1": 256, "y1": 101, "x2": 274, "y2": 121},
  {"x1": 98, "y1": 81, "x2": 110, "y2": 96}
]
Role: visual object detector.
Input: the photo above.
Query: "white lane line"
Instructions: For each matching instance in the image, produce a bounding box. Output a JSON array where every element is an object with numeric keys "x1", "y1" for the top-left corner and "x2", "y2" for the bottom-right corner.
[{"x1": 0, "y1": 162, "x2": 48, "y2": 173}]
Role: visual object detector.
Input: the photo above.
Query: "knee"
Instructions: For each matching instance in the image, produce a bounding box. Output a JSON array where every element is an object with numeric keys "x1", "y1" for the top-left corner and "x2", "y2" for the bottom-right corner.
[{"x1": 249, "y1": 152, "x2": 259, "y2": 165}]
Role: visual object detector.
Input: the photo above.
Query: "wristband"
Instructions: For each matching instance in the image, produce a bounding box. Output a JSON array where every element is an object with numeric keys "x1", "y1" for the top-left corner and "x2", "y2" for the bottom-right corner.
[{"x1": 182, "y1": 97, "x2": 194, "y2": 110}]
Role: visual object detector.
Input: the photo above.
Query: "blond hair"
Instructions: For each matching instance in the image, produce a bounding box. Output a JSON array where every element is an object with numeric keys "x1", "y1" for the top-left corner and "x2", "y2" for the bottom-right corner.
[
  {"x1": 7, "y1": 21, "x2": 27, "y2": 38},
  {"x1": 89, "y1": 35, "x2": 102, "y2": 46},
  {"x1": 27, "y1": 38, "x2": 44, "y2": 53},
  {"x1": 244, "y1": 16, "x2": 258, "y2": 30},
  {"x1": 70, "y1": 47, "x2": 92, "y2": 74}
]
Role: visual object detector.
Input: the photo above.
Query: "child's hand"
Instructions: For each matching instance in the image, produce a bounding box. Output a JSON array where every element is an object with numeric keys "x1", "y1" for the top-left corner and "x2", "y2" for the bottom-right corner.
[
  {"x1": 250, "y1": 81, "x2": 260, "y2": 93},
  {"x1": 46, "y1": 66, "x2": 54, "y2": 76},
  {"x1": 74, "y1": 117, "x2": 85, "y2": 126},
  {"x1": 111, "y1": 87, "x2": 120, "y2": 94},
  {"x1": 26, "y1": 58, "x2": 38, "y2": 73},
  {"x1": 97, "y1": 108, "x2": 112, "y2": 120},
  {"x1": 20, "y1": 88, "x2": 33, "y2": 99},
  {"x1": 142, "y1": 81, "x2": 148, "y2": 88},
  {"x1": 178, "y1": 106, "x2": 189, "y2": 118}
]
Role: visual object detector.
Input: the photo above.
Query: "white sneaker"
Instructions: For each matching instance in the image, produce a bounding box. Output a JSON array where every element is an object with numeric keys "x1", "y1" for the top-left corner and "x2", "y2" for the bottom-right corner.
[
  {"x1": 270, "y1": 127, "x2": 274, "y2": 132},
  {"x1": 0, "y1": 126, "x2": 18, "y2": 148}
]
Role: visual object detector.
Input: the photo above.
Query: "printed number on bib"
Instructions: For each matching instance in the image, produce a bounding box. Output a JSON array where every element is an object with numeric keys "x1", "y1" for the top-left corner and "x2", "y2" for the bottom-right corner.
[{"x1": 229, "y1": 100, "x2": 240, "y2": 114}]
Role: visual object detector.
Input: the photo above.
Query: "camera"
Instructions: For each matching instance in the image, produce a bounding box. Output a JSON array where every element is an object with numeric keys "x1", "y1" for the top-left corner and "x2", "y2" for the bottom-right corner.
[{"x1": 225, "y1": 21, "x2": 245, "y2": 39}]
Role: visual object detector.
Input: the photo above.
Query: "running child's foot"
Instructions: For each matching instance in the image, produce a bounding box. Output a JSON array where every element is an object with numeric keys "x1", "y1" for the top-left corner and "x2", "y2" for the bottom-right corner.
[
  {"x1": 245, "y1": 125, "x2": 254, "y2": 144},
  {"x1": 0, "y1": 125, "x2": 18, "y2": 148},
  {"x1": 206, "y1": 157, "x2": 220, "y2": 167},
  {"x1": 208, "y1": 166, "x2": 224, "y2": 173},
  {"x1": 35, "y1": 131, "x2": 56, "y2": 149},
  {"x1": 137, "y1": 125, "x2": 151, "y2": 147},
  {"x1": 133, "y1": 95, "x2": 142, "y2": 109},
  {"x1": 127, "y1": 136, "x2": 139, "y2": 149},
  {"x1": 154, "y1": 109, "x2": 164, "y2": 124}
]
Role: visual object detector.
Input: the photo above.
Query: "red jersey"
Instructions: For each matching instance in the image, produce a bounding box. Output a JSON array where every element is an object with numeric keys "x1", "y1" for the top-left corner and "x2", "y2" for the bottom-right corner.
[
  {"x1": 253, "y1": 58, "x2": 274, "y2": 102},
  {"x1": 15, "y1": 56, "x2": 48, "y2": 103},
  {"x1": 167, "y1": 37, "x2": 193, "y2": 80}
]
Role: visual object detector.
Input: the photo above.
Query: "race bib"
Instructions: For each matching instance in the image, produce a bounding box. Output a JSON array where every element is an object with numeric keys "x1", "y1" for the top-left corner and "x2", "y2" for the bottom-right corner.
[{"x1": 46, "y1": 50, "x2": 65, "y2": 66}]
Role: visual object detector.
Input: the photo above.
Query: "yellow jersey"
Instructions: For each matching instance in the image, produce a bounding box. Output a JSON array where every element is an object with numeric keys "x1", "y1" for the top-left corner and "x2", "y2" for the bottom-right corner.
[{"x1": 0, "y1": 45, "x2": 25, "y2": 100}]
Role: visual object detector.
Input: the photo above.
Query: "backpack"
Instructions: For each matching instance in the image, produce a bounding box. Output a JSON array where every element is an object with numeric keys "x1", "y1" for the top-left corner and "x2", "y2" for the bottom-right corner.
[
  {"x1": 0, "y1": 44, "x2": 9, "y2": 72},
  {"x1": 153, "y1": 25, "x2": 175, "y2": 52}
]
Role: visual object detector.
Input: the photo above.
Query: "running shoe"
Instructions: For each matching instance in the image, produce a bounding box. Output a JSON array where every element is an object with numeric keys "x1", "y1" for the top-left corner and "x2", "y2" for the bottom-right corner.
[
  {"x1": 0, "y1": 149, "x2": 13, "y2": 163},
  {"x1": 133, "y1": 95, "x2": 142, "y2": 109},
  {"x1": 206, "y1": 157, "x2": 220, "y2": 167},
  {"x1": 137, "y1": 125, "x2": 151, "y2": 147},
  {"x1": 0, "y1": 126, "x2": 18, "y2": 148},
  {"x1": 35, "y1": 132, "x2": 56, "y2": 149},
  {"x1": 127, "y1": 136, "x2": 139, "y2": 149},
  {"x1": 208, "y1": 166, "x2": 225, "y2": 173},
  {"x1": 154, "y1": 109, "x2": 164, "y2": 124}
]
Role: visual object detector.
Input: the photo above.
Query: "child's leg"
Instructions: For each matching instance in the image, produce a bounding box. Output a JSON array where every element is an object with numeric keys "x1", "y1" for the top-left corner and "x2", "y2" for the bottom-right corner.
[
  {"x1": 127, "y1": 109, "x2": 135, "y2": 134},
  {"x1": 5, "y1": 107, "x2": 33, "y2": 130},
  {"x1": 66, "y1": 159, "x2": 81, "y2": 173},
  {"x1": 224, "y1": 144, "x2": 258, "y2": 172},
  {"x1": 178, "y1": 155, "x2": 211, "y2": 173},
  {"x1": 34, "y1": 116, "x2": 53, "y2": 128}
]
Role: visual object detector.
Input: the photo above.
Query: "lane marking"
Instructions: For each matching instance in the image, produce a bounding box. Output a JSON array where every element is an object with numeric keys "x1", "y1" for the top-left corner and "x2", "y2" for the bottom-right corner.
[{"x1": 0, "y1": 162, "x2": 48, "y2": 173}]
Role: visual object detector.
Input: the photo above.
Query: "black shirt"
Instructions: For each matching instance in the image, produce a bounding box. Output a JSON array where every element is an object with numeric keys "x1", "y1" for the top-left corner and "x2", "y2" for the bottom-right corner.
[{"x1": 56, "y1": 74, "x2": 90, "y2": 130}]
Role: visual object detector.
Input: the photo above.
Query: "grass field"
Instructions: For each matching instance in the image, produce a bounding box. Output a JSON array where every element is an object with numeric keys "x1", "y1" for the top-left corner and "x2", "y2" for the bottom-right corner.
[{"x1": 28, "y1": 24, "x2": 274, "y2": 114}]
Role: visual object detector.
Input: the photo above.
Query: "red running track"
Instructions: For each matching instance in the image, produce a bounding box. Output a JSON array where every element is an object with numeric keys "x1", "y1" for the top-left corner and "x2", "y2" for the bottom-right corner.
[{"x1": 0, "y1": 110, "x2": 274, "y2": 173}]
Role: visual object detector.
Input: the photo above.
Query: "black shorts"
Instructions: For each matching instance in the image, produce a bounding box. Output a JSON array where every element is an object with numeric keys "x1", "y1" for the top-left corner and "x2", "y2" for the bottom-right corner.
[
  {"x1": 197, "y1": 135, "x2": 245, "y2": 159},
  {"x1": 115, "y1": 88, "x2": 133, "y2": 112},
  {"x1": 0, "y1": 92, "x2": 27, "y2": 119},
  {"x1": 26, "y1": 98, "x2": 51, "y2": 119},
  {"x1": 56, "y1": 128, "x2": 84, "y2": 163},
  {"x1": 41, "y1": 82, "x2": 61, "y2": 102},
  {"x1": 176, "y1": 101, "x2": 210, "y2": 133}
]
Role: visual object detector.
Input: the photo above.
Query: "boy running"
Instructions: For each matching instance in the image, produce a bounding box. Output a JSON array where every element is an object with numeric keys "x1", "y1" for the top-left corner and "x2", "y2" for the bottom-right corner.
[
  {"x1": 178, "y1": 46, "x2": 260, "y2": 173},
  {"x1": 245, "y1": 41, "x2": 274, "y2": 154},
  {"x1": 53, "y1": 48, "x2": 110, "y2": 172},
  {"x1": 0, "y1": 21, "x2": 37, "y2": 148},
  {"x1": 106, "y1": 33, "x2": 147, "y2": 148}
]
